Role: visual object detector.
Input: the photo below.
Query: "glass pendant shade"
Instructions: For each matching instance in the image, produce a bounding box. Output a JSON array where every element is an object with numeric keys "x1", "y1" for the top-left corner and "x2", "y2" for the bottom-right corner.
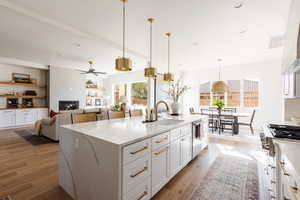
[{"x1": 115, "y1": 0, "x2": 132, "y2": 71}]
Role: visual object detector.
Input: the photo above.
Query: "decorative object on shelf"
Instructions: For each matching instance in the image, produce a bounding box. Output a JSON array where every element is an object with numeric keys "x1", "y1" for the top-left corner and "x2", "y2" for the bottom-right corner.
[
  {"x1": 115, "y1": 0, "x2": 132, "y2": 71},
  {"x1": 24, "y1": 90, "x2": 37, "y2": 96},
  {"x1": 86, "y1": 80, "x2": 98, "y2": 88},
  {"x1": 212, "y1": 59, "x2": 228, "y2": 93},
  {"x1": 163, "y1": 32, "x2": 174, "y2": 82},
  {"x1": 95, "y1": 98, "x2": 104, "y2": 106},
  {"x1": 77, "y1": 61, "x2": 107, "y2": 76},
  {"x1": 12, "y1": 73, "x2": 31, "y2": 83},
  {"x1": 144, "y1": 18, "x2": 157, "y2": 78},
  {"x1": 213, "y1": 99, "x2": 225, "y2": 115},
  {"x1": 163, "y1": 76, "x2": 190, "y2": 115},
  {"x1": 22, "y1": 98, "x2": 34, "y2": 108},
  {"x1": 86, "y1": 98, "x2": 93, "y2": 106},
  {"x1": 113, "y1": 104, "x2": 121, "y2": 112},
  {"x1": 120, "y1": 95, "x2": 128, "y2": 111},
  {"x1": 7, "y1": 98, "x2": 18, "y2": 108}
]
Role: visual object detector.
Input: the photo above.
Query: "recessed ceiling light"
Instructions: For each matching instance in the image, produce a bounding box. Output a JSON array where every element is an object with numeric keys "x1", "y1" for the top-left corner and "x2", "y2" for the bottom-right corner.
[
  {"x1": 240, "y1": 30, "x2": 247, "y2": 34},
  {"x1": 234, "y1": 2, "x2": 243, "y2": 8}
]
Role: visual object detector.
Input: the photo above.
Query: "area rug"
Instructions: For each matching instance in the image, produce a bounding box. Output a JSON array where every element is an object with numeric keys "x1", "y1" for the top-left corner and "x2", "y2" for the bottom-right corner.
[
  {"x1": 191, "y1": 154, "x2": 259, "y2": 200},
  {"x1": 15, "y1": 130, "x2": 53, "y2": 145}
]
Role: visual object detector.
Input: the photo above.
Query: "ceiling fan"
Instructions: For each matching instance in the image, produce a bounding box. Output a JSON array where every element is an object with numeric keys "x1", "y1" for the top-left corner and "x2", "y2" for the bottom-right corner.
[{"x1": 77, "y1": 61, "x2": 107, "y2": 76}]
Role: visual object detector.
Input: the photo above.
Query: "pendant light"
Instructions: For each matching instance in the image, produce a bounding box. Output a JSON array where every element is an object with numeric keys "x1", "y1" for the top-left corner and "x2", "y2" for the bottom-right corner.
[
  {"x1": 212, "y1": 59, "x2": 228, "y2": 93},
  {"x1": 144, "y1": 18, "x2": 157, "y2": 78},
  {"x1": 115, "y1": 0, "x2": 132, "y2": 71},
  {"x1": 163, "y1": 32, "x2": 174, "y2": 82}
]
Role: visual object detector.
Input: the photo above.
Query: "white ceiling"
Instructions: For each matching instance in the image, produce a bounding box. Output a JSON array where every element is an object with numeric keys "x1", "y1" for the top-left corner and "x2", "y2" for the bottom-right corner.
[{"x1": 0, "y1": 0, "x2": 292, "y2": 73}]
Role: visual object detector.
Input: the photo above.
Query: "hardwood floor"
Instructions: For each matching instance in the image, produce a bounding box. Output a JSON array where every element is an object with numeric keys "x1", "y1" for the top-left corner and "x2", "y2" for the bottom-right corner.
[{"x1": 0, "y1": 128, "x2": 263, "y2": 200}]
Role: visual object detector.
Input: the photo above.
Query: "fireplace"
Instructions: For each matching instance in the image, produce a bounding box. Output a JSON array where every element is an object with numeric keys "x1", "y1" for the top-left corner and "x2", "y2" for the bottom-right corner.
[{"x1": 59, "y1": 101, "x2": 79, "y2": 111}]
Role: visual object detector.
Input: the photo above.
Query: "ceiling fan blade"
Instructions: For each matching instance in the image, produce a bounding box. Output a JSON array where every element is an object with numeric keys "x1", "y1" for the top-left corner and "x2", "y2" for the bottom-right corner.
[
  {"x1": 77, "y1": 69, "x2": 88, "y2": 73},
  {"x1": 94, "y1": 72, "x2": 107, "y2": 75}
]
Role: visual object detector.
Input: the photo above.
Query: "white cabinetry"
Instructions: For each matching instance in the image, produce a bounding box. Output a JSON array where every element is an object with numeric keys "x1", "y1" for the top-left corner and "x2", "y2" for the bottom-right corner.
[
  {"x1": 0, "y1": 110, "x2": 16, "y2": 128},
  {"x1": 181, "y1": 134, "x2": 192, "y2": 166},
  {"x1": 170, "y1": 138, "x2": 182, "y2": 177},
  {"x1": 16, "y1": 109, "x2": 36, "y2": 126},
  {"x1": 151, "y1": 145, "x2": 170, "y2": 196},
  {"x1": 0, "y1": 108, "x2": 48, "y2": 129}
]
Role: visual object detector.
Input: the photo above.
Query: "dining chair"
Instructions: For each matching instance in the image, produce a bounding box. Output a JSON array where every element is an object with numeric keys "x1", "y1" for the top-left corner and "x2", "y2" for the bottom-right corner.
[
  {"x1": 189, "y1": 107, "x2": 195, "y2": 114},
  {"x1": 220, "y1": 109, "x2": 235, "y2": 135},
  {"x1": 239, "y1": 110, "x2": 256, "y2": 134},
  {"x1": 72, "y1": 113, "x2": 97, "y2": 124},
  {"x1": 129, "y1": 109, "x2": 143, "y2": 117},
  {"x1": 223, "y1": 107, "x2": 237, "y2": 113},
  {"x1": 96, "y1": 111, "x2": 109, "y2": 121},
  {"x1": 206, "y1": 109, "x2": 217, "y2": 133},
  {"x1": 108, "y1": 111, "x2": 125, "y2": 120}
]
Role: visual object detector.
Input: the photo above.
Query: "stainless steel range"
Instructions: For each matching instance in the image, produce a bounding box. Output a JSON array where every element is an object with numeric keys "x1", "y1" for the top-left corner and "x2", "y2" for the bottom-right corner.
[{"x1": 268, "y1": 124, "x2": 300, "y2": 140}]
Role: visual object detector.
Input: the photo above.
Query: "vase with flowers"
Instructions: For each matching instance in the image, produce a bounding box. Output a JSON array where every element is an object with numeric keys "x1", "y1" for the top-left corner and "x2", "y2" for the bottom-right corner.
[
  {"x1": 164, "y1": 77, "x2": 190, "y2": 115},
  {"x1": 213, "y1": 99, "x2": 225, "y2": 115}
]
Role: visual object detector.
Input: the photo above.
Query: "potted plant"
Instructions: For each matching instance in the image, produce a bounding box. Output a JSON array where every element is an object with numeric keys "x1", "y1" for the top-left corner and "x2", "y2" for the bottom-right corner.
[
  {"x1": 164, "y1": 77, "x2": 190, "y2": 115},
  {"x1": 213, "y1": 99, "x2": 225, "y2": 115}
]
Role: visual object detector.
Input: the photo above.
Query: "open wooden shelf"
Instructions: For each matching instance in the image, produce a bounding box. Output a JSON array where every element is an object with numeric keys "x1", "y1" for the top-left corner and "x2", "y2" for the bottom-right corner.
[
  {"x1": 0, "y1": 95, "x2": 46, "y2": 99},
  {"x1": 0, "y1": 81, "x2": 47, "y2": 87}
]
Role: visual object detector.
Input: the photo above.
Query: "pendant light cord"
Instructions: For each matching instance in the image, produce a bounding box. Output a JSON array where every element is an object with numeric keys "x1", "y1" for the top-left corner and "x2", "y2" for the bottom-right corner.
[
  {"x1": 122, "y1": 0, "x2": 126, "y2": 58},
  {"x1": 168, "y1": 34, "x2": 170, "y2": 73},
  {"x1": 149, "y1": 20, "x2": 153, "y2": 67}
]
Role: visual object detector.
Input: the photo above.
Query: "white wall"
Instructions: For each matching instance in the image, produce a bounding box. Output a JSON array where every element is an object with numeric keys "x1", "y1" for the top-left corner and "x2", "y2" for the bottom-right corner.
[
  {"x1": 183, "y1": 60, "x2": 283, "y2": 129},
  {"x1": 0, "y1": 63, "x2": 47, "y2": 108},
  {"x1": 49, "y1": 66, "x2": 86, "y2": 111}
]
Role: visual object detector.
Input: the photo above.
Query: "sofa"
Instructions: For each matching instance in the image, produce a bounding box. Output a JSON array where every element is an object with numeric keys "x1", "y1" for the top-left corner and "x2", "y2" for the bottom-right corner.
[{"x1": 40, "y1": 108, "x2": 106, "y2": 141}]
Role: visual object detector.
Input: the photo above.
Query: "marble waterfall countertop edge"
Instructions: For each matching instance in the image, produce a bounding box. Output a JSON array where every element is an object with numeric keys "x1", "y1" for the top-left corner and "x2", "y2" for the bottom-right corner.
[{"x1": 61, "y1": 115, "x2": 207, "y2": 147}]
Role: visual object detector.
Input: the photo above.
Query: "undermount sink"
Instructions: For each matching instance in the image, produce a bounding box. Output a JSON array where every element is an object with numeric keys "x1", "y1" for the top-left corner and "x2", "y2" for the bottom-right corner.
[{"x1": 155, "y1": 119, "x2": 184, "y2": 126}]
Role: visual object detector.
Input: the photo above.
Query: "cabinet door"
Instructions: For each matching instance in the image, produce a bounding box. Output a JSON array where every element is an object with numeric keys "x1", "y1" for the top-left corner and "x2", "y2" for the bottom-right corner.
[
  {"x1": 16, "y1": 109, "x2": 36, "y2": 125},
  {"x1": 37, "y1": 109, "x2": 48, "y2": 120},
  {"x1": 170, "y1": 138, "x2": 181, "y2": 178},
  {"x1": 0, "y1": 110, "x2": 16, "y2": 128},
  {"x1": 181, "y1": 134, "x2": 192, "y2": 167},
  {"x1": 152, "y1": 145, "x2": 170, "y2": 196}
]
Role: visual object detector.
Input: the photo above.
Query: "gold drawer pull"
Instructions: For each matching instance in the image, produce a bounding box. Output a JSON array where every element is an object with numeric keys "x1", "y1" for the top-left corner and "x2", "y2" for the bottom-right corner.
[
  {"x1": 284, "y1": 172, "x2": 290, "y2": 176},
  {"x1": 291, "y1": 186, "x2": 298, "y2": 191},
  {"x1": 130, "y1": 146, "x2": 148, "y2": 155},
  {"x1": 268, "y1": 164, "x2": 276, "y2": 169},
  {"x1": 284, "y1": 197, "x2": 291, "y2": 200},
  {"x1": 154, "y1": 147, "x2": 169, "y2": 155},
  {"x1": 155, "y1": 136, "x2": 168, "y2": 144},
  {"x1": 270, "y1": 195, "x2": 276, "y2": 199},
  {"x1": 280, "y1": 160, "x2": 285, "y2": 165},
  {"x1": 137, "y1": 191, "x2": 148, "y2": 200},
  {"x1": 271, "y1": 180, "x2": 276, "y2": 184},
  {"x1": 130, "y1": 167, "x2": 148, "y2": 178}
]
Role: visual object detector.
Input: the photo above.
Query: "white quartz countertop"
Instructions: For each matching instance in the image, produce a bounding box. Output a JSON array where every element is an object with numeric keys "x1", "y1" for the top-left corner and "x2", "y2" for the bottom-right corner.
[{"x1": 62, "y1": 114, "x2": 207, "y2": 147}]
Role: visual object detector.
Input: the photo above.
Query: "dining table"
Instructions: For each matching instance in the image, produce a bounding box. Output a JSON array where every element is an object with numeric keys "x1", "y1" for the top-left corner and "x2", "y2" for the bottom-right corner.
[{"x1": 198, "y1": 111, "x2": 251, "y2": 134}]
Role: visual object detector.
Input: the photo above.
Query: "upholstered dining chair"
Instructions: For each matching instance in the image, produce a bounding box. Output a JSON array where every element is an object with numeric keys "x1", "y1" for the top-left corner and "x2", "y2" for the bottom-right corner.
[
  {"x1": 72, "y1": 113, "x2": 97, "y2": 124},
  {"x1": 239, "y1": 109, "x2": 256, "y2": 134},
  {"x1": 129, "y1": 109, "x2": 143, "y2": 117},
  {"x1": 108, "y1": 111, "x2": 125, "y2": 120}
]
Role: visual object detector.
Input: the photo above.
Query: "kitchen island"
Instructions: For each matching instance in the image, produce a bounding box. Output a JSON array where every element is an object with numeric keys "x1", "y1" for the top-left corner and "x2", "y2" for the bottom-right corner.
[{"x1": 59, "y1": 115, "x2": 208, "y2": 200}]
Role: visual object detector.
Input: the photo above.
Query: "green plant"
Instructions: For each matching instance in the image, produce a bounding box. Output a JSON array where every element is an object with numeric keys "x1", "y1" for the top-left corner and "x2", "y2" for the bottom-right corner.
[
  {"x1": 114, "y1": 104, "x2": 121, "y2": 111},
  {"x1": 163, "y1": 76, "x2": 190, "y2": 103},
  {"x1": 213, "y1": 99, "x2": 225, "y2": 109}
]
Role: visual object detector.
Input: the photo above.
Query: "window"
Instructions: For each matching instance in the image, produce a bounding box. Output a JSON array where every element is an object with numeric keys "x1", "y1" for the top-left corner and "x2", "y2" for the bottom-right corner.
[
  {"x1": 114, "y1": 84, "x2": 127, "y2": 105},
  {"x1": 131, "y1": 82, "x2": 148, "y2": 105},
  {"x1": 227, "y1": 80, "x2": 240, "y2": 107},
  {"x1": 199, "y1": 80, "x2": 259, "y2": 108},
  {"x1": 199, "y1": 82, "x2": 210, "y2": 106},
  {"x1": 243, "y1": 79, "x2": 259, "y2": 107}
]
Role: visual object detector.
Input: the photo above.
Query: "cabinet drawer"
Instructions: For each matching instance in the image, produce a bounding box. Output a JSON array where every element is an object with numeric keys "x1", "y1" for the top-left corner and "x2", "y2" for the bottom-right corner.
[
  {"x1": 180, "y1": 124, "x2": 192, "y2": 136},
  {"x1": 123, "y1": 178, "x2": 151, "y2": 200},
  {"x1": 170, "y1": 128, "x2": 181, "y2": 141},
  {"x1": 123, "y1": 139, "x2": 151, "y2": 165},
  {"x1": 123, "y1": 154, "x2": 151, "y2": 194},
  {"x1": 151, "y1": 132, "x2": 170, "y2": 150}
]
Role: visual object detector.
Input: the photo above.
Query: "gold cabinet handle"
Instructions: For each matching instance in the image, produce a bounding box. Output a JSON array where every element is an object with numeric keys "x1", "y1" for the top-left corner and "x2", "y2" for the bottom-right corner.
[
  {"x1": 284, "y1": 172, "x2": 290, "y2": 176},
  {"x1": 137, "y1": 191, "x2": 148, "y2": 200},
  {"x1": 280, "y1": 160, "x2": 285, "y2": 165},
  {"x1": 130, "y1": 146, "x2": 148, "y2": 155},
  {"x1": 271, "y1": 180, "x2": 276, "y2": 184},
  {"x1": 284, "y1": 196, "x2": 291, "y2": 200},
  {"x1": 154, "y1": 147, "x2": 169, "y2": 155},
  {"x1": 291, "y1": 186, "x2": 298, "y2": 191},
  {"x1": 130, "y1": 167, "x2": 148, "y2": 178},
  {"x1": 268, "y1": 164, "x2": 276, "y2": 169},
  {"x1": 270, "y1": 195, "x2": 276, "y2": 199},
  {"x1": 155, "y1": 136, "x2": 168, "y2": 144}
]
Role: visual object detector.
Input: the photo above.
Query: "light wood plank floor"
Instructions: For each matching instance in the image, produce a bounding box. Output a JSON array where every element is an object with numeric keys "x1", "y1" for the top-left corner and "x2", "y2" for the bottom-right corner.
[{"x1": 0, "y1": 128, "x2": 263, "y2": 200}]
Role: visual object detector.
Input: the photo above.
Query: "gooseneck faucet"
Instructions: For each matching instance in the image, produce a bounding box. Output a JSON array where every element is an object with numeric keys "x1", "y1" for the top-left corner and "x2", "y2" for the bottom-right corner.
[{"x1": 154, "y1": 100, "x2": 170, "y2": 121}]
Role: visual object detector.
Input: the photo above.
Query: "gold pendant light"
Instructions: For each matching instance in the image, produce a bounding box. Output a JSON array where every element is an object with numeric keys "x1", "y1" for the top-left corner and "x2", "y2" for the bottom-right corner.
[
  {"x1": 116, "y1": 0, "x2": 132, "y2": 71},
  {"x1": 144, "y1": 18, "x2": 157, "y2": 78},
  {"x1": 212, "y1": 59, "x2": 228, "y2": 93},
  {"x1": 163, "y1": 32, "x2": 174, "y2": 82}
]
